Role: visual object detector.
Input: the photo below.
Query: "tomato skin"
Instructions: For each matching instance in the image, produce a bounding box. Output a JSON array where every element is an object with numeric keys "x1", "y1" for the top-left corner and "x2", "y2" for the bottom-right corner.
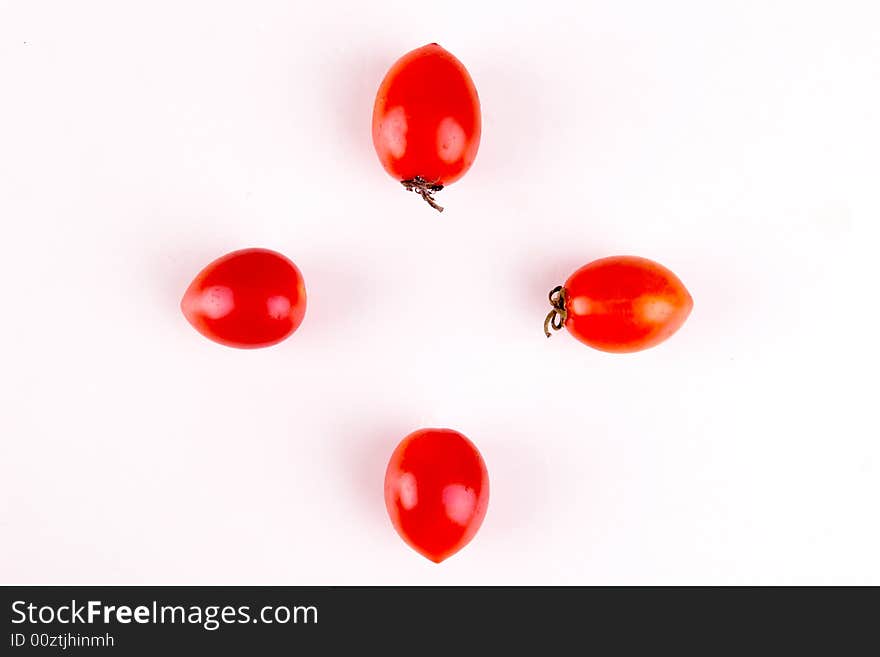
[
  {"x1": 372, "y1": 43, "x2": 481, "y2": 187},
  {"x1": 180, "y1": 248, "x2": 306, "y2": 349},
  {"x1": 560, "y1": 256, "x2": 693, "y2": 353},
  {"x1": 384, "y1": 428, "x2": 489, "y2": 563}
]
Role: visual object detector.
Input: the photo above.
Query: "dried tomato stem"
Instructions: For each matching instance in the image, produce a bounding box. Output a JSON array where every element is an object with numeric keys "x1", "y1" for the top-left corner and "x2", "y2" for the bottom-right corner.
[
  {"x1": 544, "y1": 285, "x2": 567, "y2": 337},
  {"x1": 401, "y1": 176, "x2": 445, "y2": 212}
]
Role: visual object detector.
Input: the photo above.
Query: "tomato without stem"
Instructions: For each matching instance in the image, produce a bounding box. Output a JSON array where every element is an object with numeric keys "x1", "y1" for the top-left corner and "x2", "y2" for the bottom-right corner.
[
  {"x1": 545, "y1": 255, "x2": 693, "y2": 352},
  {"x1": 384, "y1": 428, "x2": 489, "y2": 563},
  {"x1": 181, "y1": 248, "x2": 306, "y2": 349},
  {"x1": 372, "y1": 43, "x2": 481, "y2": 212}
]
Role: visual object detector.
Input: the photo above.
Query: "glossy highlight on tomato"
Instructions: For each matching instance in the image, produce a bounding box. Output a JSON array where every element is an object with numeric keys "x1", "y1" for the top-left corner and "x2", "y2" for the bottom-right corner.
[
  {"x1": 384, "y1": 428, "x2": 489, "y2": 563},
  {"x1": 545, "y1": 255, "x2": 693, "y2": 353},
  {"x1": 372, "y1": 43, "x2": 481, "y2": 212},
  {"x1": 181, "y1": 248, "x2": 306, "y2": 349}
]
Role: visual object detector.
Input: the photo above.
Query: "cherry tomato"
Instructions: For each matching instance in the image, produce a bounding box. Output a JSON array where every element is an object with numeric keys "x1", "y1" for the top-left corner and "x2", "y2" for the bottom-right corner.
[
  {"x1": 545, "y1": 255, "x2": 693, "y2": 353},
  {"x1": 384, "y1": 428, "x2": 489, "y2": 563},
  {"x1": 181, "y1": 248, "x2": 306, "y2": 349},
  {"x1": 372, "y1": 43, "x2": 481, "y2": 212}
]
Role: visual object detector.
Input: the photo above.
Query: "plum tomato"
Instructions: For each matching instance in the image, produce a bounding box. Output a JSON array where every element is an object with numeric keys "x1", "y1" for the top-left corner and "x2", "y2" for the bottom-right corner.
[
  {"x1": 372, "y1": 43, "x2": 481, "y2": 212},
  {"x1": 384, "y1": 428, "x2": 489, "y2": 563},
  {"x1": 544, "y1": 255, "x2": 693, "y2": 353},
  {"x1": 181, "y1": 248, "x2": 306, "y2": 349}
]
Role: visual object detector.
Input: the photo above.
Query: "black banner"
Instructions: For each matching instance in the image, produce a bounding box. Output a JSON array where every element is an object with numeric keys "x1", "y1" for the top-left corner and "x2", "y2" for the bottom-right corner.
[{"x1": 2, "y1": 587, "x2": 877, "y2": 653}]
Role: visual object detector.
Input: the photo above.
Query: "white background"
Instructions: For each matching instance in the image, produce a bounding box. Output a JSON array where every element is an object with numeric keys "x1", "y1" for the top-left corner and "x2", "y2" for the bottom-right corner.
[{"x1": 1, "y1": 0, "x2": 878, "y2": 585}]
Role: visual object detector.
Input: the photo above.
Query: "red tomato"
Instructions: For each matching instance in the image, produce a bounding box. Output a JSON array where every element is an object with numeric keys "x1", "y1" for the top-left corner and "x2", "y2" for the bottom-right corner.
[
  {"x1": 545, "y1": 255, "x2": 693, "y2": 352},
  {"x1": 181, "y1": 248, "x2": 306, "y2": 349},
  {"x1": 372, "y1": 43, "x2": 481, "y2": 212},
  {"x1": 384, "y1": 428, "x2": 489, "y2": 563}
]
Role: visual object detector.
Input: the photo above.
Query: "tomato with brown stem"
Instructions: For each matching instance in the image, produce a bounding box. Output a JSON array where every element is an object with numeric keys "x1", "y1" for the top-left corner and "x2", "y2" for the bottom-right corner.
[
  {"x1": 372, "y1": 43, "x2": 481, "y2": 212},
  {"x1": 545, "y1": 255, "x2": 693, "y2": 352}
]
